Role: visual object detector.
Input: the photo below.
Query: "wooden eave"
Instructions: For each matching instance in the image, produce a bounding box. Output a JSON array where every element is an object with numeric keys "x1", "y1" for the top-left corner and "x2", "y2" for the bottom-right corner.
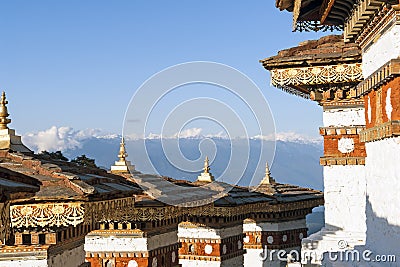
[{"x1": 260, "y1": 35, "x2": 361, "y2": 70}]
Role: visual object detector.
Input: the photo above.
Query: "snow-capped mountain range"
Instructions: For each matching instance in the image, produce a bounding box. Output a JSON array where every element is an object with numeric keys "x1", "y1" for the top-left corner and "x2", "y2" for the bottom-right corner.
[{"x1": 22, "y1": 126, "x2": 323, "y2": 191}]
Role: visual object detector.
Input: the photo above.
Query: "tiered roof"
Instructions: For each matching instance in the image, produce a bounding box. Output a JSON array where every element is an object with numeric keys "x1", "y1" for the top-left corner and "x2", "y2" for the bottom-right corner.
[
  {"x1": 260, "y1": 35, "x2": 363, "y2": 99},
  {"x1": 0, "y1": 151, "x2": 143, "y2": 202},
  {"x1": 276, "y1": 0, "x2": 398, "y2": 42},
  {"x1": 261, "y1": 35, "x2": 360, "y2": 69}
]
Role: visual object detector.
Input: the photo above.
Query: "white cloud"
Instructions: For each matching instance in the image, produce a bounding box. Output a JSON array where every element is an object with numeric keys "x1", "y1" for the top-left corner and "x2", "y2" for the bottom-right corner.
[{"x1": 22, "y1": 126, "x2": 106, "y2": 152}]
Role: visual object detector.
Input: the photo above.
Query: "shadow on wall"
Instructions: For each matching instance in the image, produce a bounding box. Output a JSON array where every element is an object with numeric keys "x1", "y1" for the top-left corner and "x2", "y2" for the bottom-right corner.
[
  {"x1": 322, "y1": 195, "x2": 400, "y2": 266},
  {"x1": 355, "y1": 195, "x2": 400, "y2": 266}
]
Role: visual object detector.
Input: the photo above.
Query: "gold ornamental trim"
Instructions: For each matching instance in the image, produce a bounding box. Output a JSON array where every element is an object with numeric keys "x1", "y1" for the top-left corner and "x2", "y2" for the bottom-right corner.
[
  {"x1": 270, "y1": 63, "x2": 362, "y2": 91},
  {"x1": 11, "y1": 202, "x2": 85, "y2": 228},
  {"x1": 85, "y1": 199, "x2": 322, "y2": 223},
  {"x1": 84, "y1": 197, "x2": 136, "y2": 223},
  {"x1": 9, "y1": 196, "x2": 322, "y2": 228}
]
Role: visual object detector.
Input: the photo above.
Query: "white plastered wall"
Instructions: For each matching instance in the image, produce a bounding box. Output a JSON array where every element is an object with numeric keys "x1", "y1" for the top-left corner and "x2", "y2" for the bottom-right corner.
[
  {"x1": 323, "y1": 107, "x2": 366, "y2": 127},
  {"x1": 323, "y1": 165, "x2": 366, "y2": 234},
  {"x1": 300, "y1": 106, "x2": 367, "y2": 265},
  {"x1": 364, "y1": 137, "x2": 400, "y2": 257},
  {"x1": 362, "y1": 24, "x2": 400, "y2": 78},
  {"x1": 85, "y1": 230, "x2": 178, "y2": 253},
  {"x1": 178, "y1": 224, "x2": 242, "y2": 240}
]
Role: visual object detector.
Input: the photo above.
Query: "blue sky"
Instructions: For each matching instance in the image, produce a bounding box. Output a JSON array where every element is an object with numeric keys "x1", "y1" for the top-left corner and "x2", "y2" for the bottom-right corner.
[{"x1": 1, "y1": 1, "x2": 328, "y2": 138}]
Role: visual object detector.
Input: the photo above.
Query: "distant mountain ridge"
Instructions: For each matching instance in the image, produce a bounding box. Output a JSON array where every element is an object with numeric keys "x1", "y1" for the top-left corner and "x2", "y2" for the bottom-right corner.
[
  {"x1": 22, "y1": 127, "x2": 323, "y2": 190},
  {"x1": 58, "y1": 136, "x2": 323, "y2": 191},
  {"x1": 23, "y1": 129, "x2": 325, "y2": 232}
]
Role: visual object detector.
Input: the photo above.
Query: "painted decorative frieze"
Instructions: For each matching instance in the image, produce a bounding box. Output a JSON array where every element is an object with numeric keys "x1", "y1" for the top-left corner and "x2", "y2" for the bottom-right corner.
[
  {"x1": 270, "y1": 63, "x2": 362, "y2": 89},
  {"x1": 11, "y1": 202, "x2": 85, "y2": 228}
]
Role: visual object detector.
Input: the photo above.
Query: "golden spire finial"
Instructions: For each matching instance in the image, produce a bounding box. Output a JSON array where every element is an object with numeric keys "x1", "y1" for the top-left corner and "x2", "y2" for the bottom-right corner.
[
  {"x1": 204, "y1": 156, "x2": 210, "y2": 173},
  {"x1": 260, "y1": 161, "x2": 271, "y2": 185},
  {"x1": 0, "y1": 92, "x2": 11, "y2": 130},
  {"x1": 118, "y1": 137, "x2": 128, "y2": 162}
]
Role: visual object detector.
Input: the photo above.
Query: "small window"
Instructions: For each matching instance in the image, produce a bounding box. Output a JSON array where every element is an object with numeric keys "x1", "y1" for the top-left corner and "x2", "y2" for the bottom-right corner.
[
  {"x1": 161, "y1": 255, "x2": 165, "y2": 266},
  {"x1": 39, "y1": 234, "x2": 46, "y2": 245},
  {"x1": 22, "y1": 234, "x2": 31, "y2": 245}
]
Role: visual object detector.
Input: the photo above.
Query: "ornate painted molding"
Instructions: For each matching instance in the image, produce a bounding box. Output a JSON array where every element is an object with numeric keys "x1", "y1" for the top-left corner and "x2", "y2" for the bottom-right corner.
[
  {"x1": 344, "y1": 0, "x2": 387, "y2": 42},
  {"x1": 270, "y1": 63, "x2": 363, "y2": 93},
  {"x1": 319, "y1": 126, "x2": 365, "y2": 136},
  {"x1": 360, "y1": 120, "x2": 400, "y2": 142},
  {"x1": 243, "y1": 228, "x2": 307, "y2": 249},
  {"x1": 104, "y1": 200, "x2": 322, "y2": 222},
  {"x1": 356, "y1": 59, "x2": 400, "y2": 97},
  {"x1": 357, "y1": 6, "x2": 395, "y2": 47},
  {"x1": 84, "y1": 197, "x2": 136, "y2": 223},
  {"x1": 321, "y1": 98, "x2": 364, "y2": 108},
  {"x1": 294, "y1": 20, "x2": 343, "y2": 32},
  {"x1": 10, "y1": 197, "x2": 136, "y2": 228},
  {"x1": 9, "y1": 196, "x2": 322, "y2": 228},
  {"x1": 11, "y1": 202, "x2": 85, "y2": 228},
  {"x1": 86, "y1": 199, "x2": 322, "y2": 223}
]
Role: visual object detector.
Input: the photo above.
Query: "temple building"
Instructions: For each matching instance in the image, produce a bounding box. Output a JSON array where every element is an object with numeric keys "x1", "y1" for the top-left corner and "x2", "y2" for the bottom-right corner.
[
  {"x1": 263, "y1": 0, "x2": 400, "y2": 265},
  {"x1": 0, "y1": 91, "x2": 323, "y2": 267}
]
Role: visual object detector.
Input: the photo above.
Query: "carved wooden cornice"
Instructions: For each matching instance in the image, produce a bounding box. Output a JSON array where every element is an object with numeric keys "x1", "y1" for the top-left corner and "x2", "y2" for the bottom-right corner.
[
  {"x1": 270, "y1": 63, "x2": 363, "y2": 98},
  {"x1": 320, "y1": 157, "x2": 366, "y2": 166},
  {"x1": 344, "y1": 0, "x2": 388, "y2": 43},
  {"x1": 356, "y1": 6, "x2": 395, "y2": 47},
  {"x1": 321, "y1": 98, "x2": 364, "y2": 108},
  {"x1": 360, "y1": 120, "x2": 400, "y2": 142},
  {"x1": 319, "y1": 126, "x2": 365, "y2": 136},
  {"x1": 9, "y1": 196, "x2": 323, "y2": 228},
  {"x1": 356, "y1": 59, "x2": 400, "y2": 97}
]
